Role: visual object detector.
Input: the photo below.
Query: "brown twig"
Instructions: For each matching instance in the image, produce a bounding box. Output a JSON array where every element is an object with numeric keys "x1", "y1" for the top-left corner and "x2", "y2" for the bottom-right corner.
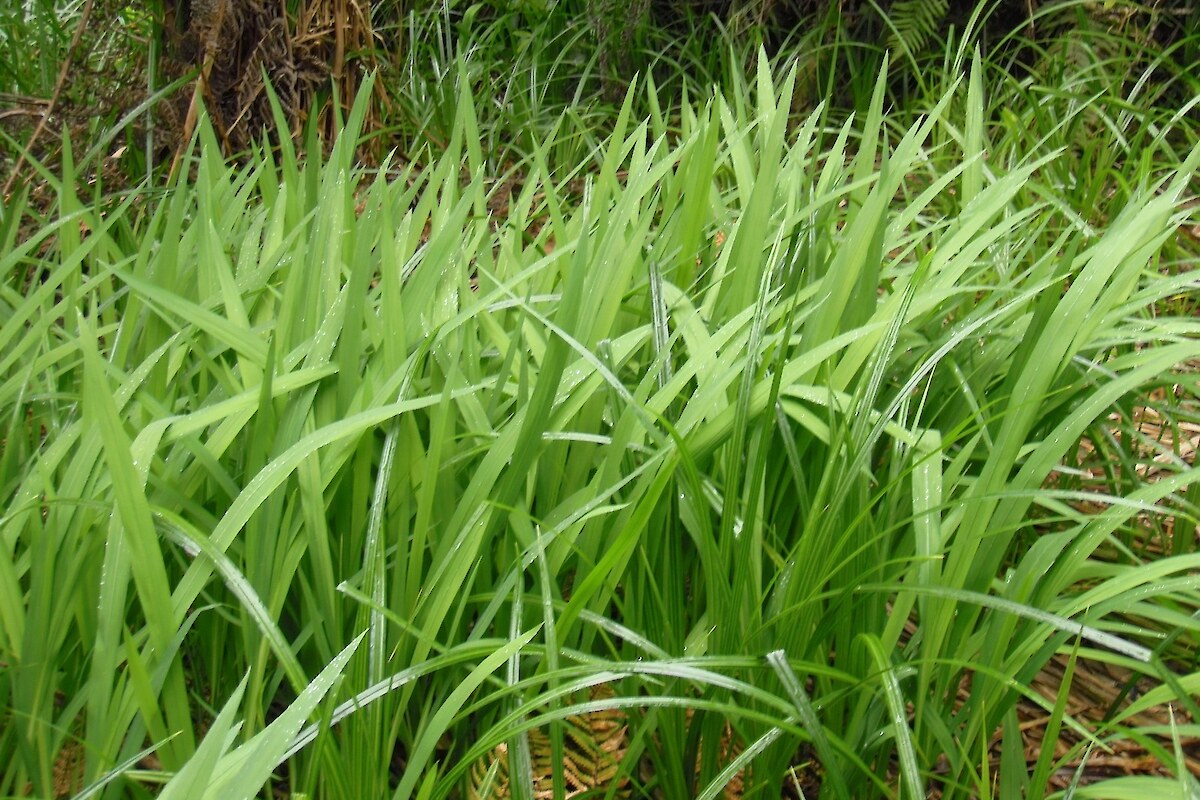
[{"x1": 2, "y1": 0, "x2": 95, "y2": 199}]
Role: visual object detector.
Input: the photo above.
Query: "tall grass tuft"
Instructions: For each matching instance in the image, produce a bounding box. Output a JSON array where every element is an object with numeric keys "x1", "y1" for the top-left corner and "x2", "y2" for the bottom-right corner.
[{"x1": 2, "y1": 48, "x2": 1199, "y2": 800}]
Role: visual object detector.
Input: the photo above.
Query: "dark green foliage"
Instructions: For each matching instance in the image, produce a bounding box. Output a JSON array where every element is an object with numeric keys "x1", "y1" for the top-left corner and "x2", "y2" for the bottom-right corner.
[{"x1": 884, "y1": 0, "x2": 950, "y2": 62}]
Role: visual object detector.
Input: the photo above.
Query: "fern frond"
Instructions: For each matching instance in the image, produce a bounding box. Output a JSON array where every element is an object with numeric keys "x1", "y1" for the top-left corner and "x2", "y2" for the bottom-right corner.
[
  {"x1": 884, "y1": 0, "x2": 950, "y2": 61},
  {"x1": 467, "y1": 684, "x2": 631, "y2": 800}
]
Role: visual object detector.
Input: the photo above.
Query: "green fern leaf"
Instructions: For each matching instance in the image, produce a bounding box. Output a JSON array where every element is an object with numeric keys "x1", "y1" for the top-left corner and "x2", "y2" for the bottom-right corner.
[{"x1": 885, "y1": 0, "x2": 950, "y2": 61}]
